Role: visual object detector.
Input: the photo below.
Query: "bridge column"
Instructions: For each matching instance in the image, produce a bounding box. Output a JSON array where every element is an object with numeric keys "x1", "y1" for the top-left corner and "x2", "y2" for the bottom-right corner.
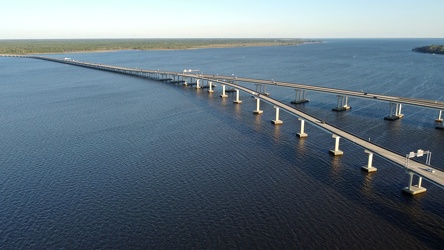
[
  {"x1": 291, "y1": 89, "x2": 309, "y2": 104},
  {"x1": 208, "y1": 81, "x2": 214, "y2": 93},
  {"x1": 402, "y1": 172, "x2": 427, "y2": 195},
  {"x1": 329, "y1": 134, "x2": 344, "y2": 156},
  {"x1": 362, "y1": 150, "x2": 377, "y2": 172},
  {"x1": 332, "y1": 95, "x2": 351, "y2": 111},
  {"x1": 263, "y1": 85, "x2": 268, "y2": 96},
  {"x1": 233, "y1": 89, "x2": 242, "y2": 104},
  {"x1": 255, "y1": 84, "x2": 262, "y2": 94},
  {"x1": 195, "y1": 79, "x2": 201, "y2": 89},
  {"x1": 255, "y1": 84, "x2": 270, "y2": 96},
  {"x1": 253, "y1": 98, "x2": 263, "y2": 114},
  {"x1": 272, "y1": 106, "x2": 283, "y2": 125},
  {"x1": 165, "y1": 75, "x2": 172, "y2": 83},
  {"x1": 435, "y1": 110, "x2": 443, "y2": 122},
  {"x1": 297, "y1": 118, "x2": 308, "y2": 138},
  {"x1": 220, "y1": 85, "x2": 228, "y2": 98},
  {"x1": 384, "y1": 102, "x2": 404, "y2": 120}
]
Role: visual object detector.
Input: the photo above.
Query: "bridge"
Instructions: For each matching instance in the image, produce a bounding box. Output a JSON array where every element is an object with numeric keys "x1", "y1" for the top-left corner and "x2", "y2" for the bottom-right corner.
[
  {"x1": 210, "y1": 75, "x2": 444, "y2": 120},
  {"x1": 3, "y1": 54, "x2": 444, "y2": 195}
]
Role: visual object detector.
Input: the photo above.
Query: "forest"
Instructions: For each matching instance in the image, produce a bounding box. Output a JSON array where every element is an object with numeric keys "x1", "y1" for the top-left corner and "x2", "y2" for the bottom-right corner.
[
  {"x1": 0, "y1": 38, "x2": 311, "y2": 54},
  {"x1": 412, "y1": 45, "x2": 444, "y2": 55}
]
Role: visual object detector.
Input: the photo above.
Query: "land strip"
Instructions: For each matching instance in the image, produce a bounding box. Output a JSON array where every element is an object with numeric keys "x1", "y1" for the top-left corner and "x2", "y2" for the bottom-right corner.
[
  {"x1": 412, "y1": 45, "x2": 444, "y2": 55},
  {"x1": 0, "y1": 38, "x2": 315, "y2": 55}
]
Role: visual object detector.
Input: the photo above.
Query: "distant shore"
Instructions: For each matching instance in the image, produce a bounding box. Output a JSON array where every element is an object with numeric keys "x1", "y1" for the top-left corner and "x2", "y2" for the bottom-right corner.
[
  {"x1": 412, "y1": 45, "x2": 444, "y2": 55},
  {"x1": 0, "y1": 38, "x2": 319, "y2": 55}
]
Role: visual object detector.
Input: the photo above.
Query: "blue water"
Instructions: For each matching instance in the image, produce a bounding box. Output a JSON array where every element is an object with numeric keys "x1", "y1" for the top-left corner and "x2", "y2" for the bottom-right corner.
[{"x1": 1, "y1": 39, "x2": 443, "y2": 249}]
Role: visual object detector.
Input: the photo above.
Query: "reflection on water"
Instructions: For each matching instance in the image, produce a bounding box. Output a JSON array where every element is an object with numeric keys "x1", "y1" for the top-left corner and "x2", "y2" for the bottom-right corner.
[
  {"x1": 295, "y1": 137, "x2": 308, "y2": 155},
  {"x1": 361, "y1": 171, "x2": 376, "y2": 195},
  {"x1": 272, "y1": 123, "x2": 282, "y2": 142},
  {"x1": 233, "y1": 101, "x2": 242, "y2": 120},
  {"x1": 253, "y1": 113, "x2": 263, "y2": 132},
  {"x1": 330, "y1": 155, "x2": 343, "y2": 177}
]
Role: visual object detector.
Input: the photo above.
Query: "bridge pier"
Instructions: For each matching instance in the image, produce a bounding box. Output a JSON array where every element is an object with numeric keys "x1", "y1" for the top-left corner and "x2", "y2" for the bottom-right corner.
[
  {"x1": 384, "y1": 102, "x2": 404, "y2": 120},
  {"x1": 195, "y1": 79, "x2": 201, "y2": 89},
  {"x1": 233, "y1": 89, "x2": 242, "y2": 104},
  {"x1": 362, "y1": 150, "x2": 377, "y2": 172},
  {"x1": 402, "y1": 172, "x2": 427, "y2": 195},
  {"x1": 255, "y1": 84, "x2": 270, "y2": 96},
  {"x1": 208, "y1": 81, "x2": 214, "y2": 93},
  {"x1": 220, "y1": 85, "x2": 228, "y2": 98},
  {"x1": 253, "y1": 98, "x2": 263, "y2": 114},
  {"x1": 329, "y1": 135, "x2": 344, "y2": 156},
  {"x1": 435, "y1": 110, "x2": 443, "y2": 122},
  {"x1": 297, "y1": 118, "x2": 308, "y2": 138},
  {"x1": 159, "y1": 74, "x2": 173, "y2": 83},
  {"x1": 332, "y1": 95, "x2": 351, "y2": 111},
  {"x1": 272, "y1": 106, "x2": 283, "y2": 125},
  {"x1": 291, "y1": 89, "x2": 309, "y2": 104}
]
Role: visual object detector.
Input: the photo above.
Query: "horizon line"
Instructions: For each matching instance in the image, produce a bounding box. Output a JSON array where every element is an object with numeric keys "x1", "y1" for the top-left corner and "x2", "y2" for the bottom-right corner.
[{"x1": 1, "y1": 37, "x2": 444, "y2": 41}]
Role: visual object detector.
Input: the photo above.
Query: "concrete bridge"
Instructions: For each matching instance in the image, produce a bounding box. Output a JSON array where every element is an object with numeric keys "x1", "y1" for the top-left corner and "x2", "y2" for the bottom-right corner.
[{"x1": 3, "y1": 54, "x2": 444, "y2": 195}]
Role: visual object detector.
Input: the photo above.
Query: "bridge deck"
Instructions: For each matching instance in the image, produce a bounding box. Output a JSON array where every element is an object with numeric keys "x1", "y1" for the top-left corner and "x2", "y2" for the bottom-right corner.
[{"x1": 205, "y1": 75, "x2": 444, "y2": 110}]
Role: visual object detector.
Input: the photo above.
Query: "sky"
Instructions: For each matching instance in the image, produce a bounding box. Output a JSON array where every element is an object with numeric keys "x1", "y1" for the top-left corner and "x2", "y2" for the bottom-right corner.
[{"x1": 1, "y1": 0, "x2": 443, "y2": 39}]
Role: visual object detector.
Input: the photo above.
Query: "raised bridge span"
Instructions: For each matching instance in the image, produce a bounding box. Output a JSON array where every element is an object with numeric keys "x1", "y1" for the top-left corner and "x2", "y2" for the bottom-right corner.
[{"x1": 4, "y1": 54, "x2": 444, "y2": 195}]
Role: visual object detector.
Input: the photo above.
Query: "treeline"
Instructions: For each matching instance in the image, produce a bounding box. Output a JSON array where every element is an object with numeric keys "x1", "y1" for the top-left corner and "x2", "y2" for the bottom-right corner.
[
  {"x1": 0, "y1": 38, "x2": 312, "y2": 54},
  {"x1": 412, "y1": 45, "x2": 444, "y2": 55}
]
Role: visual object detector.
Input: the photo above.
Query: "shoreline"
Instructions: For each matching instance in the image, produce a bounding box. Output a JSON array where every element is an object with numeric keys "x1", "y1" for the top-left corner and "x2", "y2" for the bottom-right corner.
[
  {"x1": 0, "y1": 39, "x2": 319, "y2": 55},
  {"x1": 35, "y1": 41, "x2": 322, "y2": 55}
]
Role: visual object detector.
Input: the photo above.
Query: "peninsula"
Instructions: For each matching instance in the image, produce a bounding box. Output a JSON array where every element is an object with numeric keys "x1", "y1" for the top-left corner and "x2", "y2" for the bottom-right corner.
[
  {"x1": 0, "y1": 38, "x2": 314, "y2": 55},
  {"x1": 412, "y1": 45, "x2": 444, "y2": 55}
]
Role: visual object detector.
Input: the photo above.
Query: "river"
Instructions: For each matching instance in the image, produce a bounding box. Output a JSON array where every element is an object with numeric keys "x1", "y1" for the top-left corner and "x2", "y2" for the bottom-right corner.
[{"x1": 0, "y1": 39, "x2": 443, "y2": 249}]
